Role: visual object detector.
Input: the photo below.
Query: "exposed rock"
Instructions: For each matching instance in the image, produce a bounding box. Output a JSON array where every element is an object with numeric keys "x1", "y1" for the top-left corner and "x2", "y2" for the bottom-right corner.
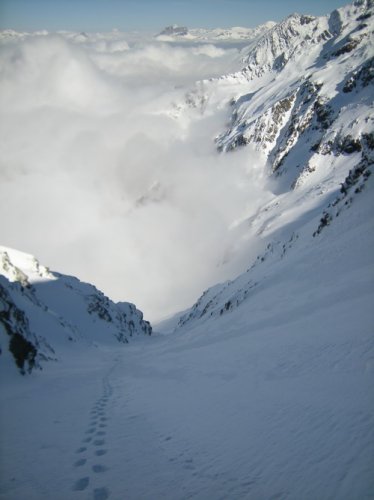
[
  {"x1": 0, "y1": 280, "x2": 38, "y2": 374},
  {"x1": 343, "y1": 57, "x2": 374, "y2": 92},
  {"x1": 332, "y1": 35, "x2": 365, "y2": 57}
]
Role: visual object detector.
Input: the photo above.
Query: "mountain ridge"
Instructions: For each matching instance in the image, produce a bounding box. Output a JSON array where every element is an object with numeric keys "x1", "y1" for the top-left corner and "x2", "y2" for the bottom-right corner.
[
  {"x1": 169, "y1": 0, "x2": 374, "y2": 332},
  {"x1": 0, "y1": 246, "x2": 152, "y2": 374}
]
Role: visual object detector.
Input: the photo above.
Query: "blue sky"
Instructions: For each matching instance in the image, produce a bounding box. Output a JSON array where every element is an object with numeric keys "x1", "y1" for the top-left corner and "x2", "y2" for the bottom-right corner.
[{"x1": 0, "y1": 0, "x2": 348, "y2": 32}]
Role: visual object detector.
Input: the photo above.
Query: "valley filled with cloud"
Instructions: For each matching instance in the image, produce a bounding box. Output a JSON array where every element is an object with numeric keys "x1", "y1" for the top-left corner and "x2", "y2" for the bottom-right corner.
[{"x1": 0, "y1": 32, "x2": 269, "y2": 320}]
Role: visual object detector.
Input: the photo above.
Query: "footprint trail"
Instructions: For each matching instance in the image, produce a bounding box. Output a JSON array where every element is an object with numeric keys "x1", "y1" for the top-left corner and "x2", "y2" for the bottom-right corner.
[{"x1": 71, "y1": 364, "x2": 117, "y2": 498}]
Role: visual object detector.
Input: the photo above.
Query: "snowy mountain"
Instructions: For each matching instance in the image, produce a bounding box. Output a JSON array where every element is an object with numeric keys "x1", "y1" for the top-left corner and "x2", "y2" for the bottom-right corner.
[
  {"x1": 156, "y1": 22, "x2": 275, "y2": 42},
  {"x1": 0, "y1": 246, "x2": 151, "y2": 375},
  {"x1": 151, "y1": 7, "x2": 373, "y2": 496},
  {"x1": 0, "y1": 2, "x2": 373, "y2": 499},
  {"x1": 173, "y1": 1, "x2": 373, "y2": 114},
  {"x1": 172, "y1": 0, "x2": 373, "y2": 330},
  {"x1": 171, "y1": 1, "x2": 373, "y2": 247},
  {"x1": 158, "y1": 25, "x2": 189, "y2": 37}
]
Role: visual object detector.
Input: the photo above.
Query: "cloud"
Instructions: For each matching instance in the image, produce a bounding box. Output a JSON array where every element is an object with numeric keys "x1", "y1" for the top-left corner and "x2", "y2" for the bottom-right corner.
[
  {"x1": 90, "y1": 39, "x2": 239, "y2": 87},
  {"x1": 0, "y1": 32, "x2": 269, "y2": 321}
]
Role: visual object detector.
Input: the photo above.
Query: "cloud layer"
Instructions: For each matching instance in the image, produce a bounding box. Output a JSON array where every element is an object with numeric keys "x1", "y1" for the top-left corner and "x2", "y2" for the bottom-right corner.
[{"x1": 0, "y1": 33, "x2": 269, "y2": 321}]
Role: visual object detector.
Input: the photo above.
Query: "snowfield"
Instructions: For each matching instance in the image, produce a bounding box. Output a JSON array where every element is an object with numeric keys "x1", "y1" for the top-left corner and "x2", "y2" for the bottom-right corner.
[
  {"x1": 1, "y1": 174, "x2": 373, "y2": 499},
  {"x1": 1, "y1": 0, "x2": 374, "y2": 499}
]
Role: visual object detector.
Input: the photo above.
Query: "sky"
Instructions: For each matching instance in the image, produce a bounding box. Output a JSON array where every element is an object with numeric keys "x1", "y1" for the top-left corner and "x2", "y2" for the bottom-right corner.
[{"x1": 0, "y1": 0, "x2": 348, "y2": 33}]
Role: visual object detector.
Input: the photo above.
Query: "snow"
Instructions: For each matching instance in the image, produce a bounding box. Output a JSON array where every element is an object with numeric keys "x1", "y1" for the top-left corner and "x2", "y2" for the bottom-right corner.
[
  {"x1": 1, "y1": 170, "x2": 374, "y2": 498},
  {"x1": 1, "y1": 1, "x2": 374, "y2": 498},
  {"x1": 1, "y1": 188, "x2": 373, "y2": 498}
]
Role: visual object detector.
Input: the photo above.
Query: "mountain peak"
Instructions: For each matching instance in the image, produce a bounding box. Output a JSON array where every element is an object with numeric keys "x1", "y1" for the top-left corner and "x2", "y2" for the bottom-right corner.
[{"x1": 158, "y1": 25, "x2": 188, "y2": 36}]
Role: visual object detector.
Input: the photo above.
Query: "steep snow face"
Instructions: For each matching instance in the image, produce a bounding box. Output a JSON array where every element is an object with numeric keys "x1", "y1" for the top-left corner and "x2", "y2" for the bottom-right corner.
[
  {"x1": 0, "y1": 246, "x2": 152, "y2": 374},
  {"x1": 238, "y1": 13, "x2": 330, "y2": 79},
  {"x1": 176, "y1": 164, "x2": 373, "y2": 330}
]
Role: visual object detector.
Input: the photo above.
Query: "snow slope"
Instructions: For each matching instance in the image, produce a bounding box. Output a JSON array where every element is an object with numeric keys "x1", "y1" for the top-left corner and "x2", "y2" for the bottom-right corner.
[
  {"x1": 0, "y1": 1, "x2": 373, "y2": 499},
  {"x1": 1, "y1": 183, "x2": 373, "y2": 497}
]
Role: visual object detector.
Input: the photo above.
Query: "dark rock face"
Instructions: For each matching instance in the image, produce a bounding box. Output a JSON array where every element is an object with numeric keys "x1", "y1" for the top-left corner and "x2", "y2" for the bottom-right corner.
[
  {"x1": 9, "y1": 333, "x2": 37, "y2": 375},
  {"x1": 343, "y1": 57, "x2": 374, "y2": 92},
  {"x1": 0, "y1": 280, "x2": 38, "y2": 374},
  {"x1": 332, "y1": 36, "x2": 364, "y2": 57}
]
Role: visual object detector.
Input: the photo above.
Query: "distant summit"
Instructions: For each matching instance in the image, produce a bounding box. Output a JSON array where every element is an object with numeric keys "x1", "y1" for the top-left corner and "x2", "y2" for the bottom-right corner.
[
  {"x1": 155, "y1": 22, "x2": 276, "y2": 42},
  {"x1": 159, "y1": 25, "x2": 188, "y2": 36}
]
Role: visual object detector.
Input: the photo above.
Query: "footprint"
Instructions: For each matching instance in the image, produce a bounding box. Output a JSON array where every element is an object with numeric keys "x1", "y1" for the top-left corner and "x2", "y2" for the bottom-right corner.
[
  {"x1": 83, "y1": 437, "x2": 92, "y2": 443},
  {"x1": 95, "y1": 449, "x2": 107, "y2": 456},
  {"x1": 74, "y1": 458, "x2": 87, "y2": 467},
  {"x1": 86, "y1": 428, "x2": 96, "y2": 434},
  {"x1": 96, "y1": 431, "x2": 106, "y2": 436},
  {"x1": 92, "y1": 464, "x2": 108, "y2": 473},
  {"x1": 100, "y1": 417, "x2": 107, "y2": 422},
  {"x1": 184, "y1": 459, "x2": 195, "y2": 470},
  {"x1": 93, "y1": 487, "x2": 110, "y2": 500},
  {"x1": 99, "y1": 423, "x2": 106, "y2": 429},
  {"x1": 93, "y1": 439, "x2": 105, "y2": 446},
  {"x1": 72, "y1": 477, "x2": 90, "y2": 491},
  {"x1": 76, "y1": 447, "x2": 87, "y2": 454}
]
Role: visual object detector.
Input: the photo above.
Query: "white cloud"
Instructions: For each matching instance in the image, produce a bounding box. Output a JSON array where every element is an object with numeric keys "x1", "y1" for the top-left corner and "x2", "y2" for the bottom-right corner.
[{"x1": 0, "y1": 33, "x2": 269, "y2": 321}]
